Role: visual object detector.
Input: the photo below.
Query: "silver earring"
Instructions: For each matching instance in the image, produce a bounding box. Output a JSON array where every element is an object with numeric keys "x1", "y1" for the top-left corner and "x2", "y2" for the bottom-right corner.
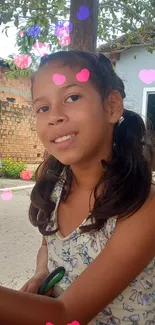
[{"x1": 118, "y1": 116, "x2": 124, "y2": 126}]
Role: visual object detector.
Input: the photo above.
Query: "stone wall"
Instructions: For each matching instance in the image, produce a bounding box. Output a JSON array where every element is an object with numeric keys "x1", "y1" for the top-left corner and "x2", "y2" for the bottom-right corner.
[
  {"x1": 0, "y1": 101, "x2": 45, "y2": 163},
  {"x1": 0, "y1": 66, "x2": 31, "y2": 106}
]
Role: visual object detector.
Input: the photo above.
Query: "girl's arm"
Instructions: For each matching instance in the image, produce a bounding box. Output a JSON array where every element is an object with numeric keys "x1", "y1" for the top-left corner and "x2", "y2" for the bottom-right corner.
[
  {"x1": 35, "y1": 161, "x2": 48, "y2": 277},
  {"x1": 1, "y1": 188, "x2": 155, "y2": 325},
  {"x1": 21, "y1": 162, "x2": 49, "y2": 292},
  {"x1": 35, "y1": 236, "x2": 49, "y2": 276},
  {"x1": 34, "y1": 163, "x2": 49, "y2": 277},
  {"x1": 20, "y1": 236, "x2": 49, "y2": 293}
]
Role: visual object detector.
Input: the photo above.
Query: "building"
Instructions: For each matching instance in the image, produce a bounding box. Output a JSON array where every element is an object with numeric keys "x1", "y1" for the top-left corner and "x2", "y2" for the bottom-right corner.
[
  {"x1": 0, "y1": 59, "x2": 31, "y2": 106},
  {"x1": 98, "y1": 30, "x2": 155, "y2": 127},
  {"x1": 0, "y1": 59, "x2": 45, "y2": 164}
]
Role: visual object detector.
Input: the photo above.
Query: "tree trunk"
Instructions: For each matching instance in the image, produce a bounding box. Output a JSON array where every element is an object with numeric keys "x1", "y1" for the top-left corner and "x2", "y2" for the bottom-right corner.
[{"x1": 70, "y1": 0, "x2": 99, "y2": 52}]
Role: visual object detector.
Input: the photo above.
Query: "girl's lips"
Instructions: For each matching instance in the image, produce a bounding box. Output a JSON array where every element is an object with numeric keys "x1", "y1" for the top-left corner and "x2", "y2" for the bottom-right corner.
[
  {"x1": 51, "y1": 134, "x2": 77, "y2": 149},
  {"x1": 51, "y1": 132, "x2": 78, "y2": 143}
]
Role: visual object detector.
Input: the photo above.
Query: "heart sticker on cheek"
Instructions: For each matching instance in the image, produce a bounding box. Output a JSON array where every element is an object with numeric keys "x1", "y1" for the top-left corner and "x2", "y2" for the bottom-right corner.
[
  {"x1": 52, "y1": 74, "x2": 66, "y2": 85},
  {"x1": 76, "y1": 69, "x2": 90, "y2": 83}
]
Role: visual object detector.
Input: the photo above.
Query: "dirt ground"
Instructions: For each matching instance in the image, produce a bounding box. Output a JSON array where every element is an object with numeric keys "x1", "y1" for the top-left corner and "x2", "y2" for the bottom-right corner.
[{"x1": 0, "y1": 179, "x2": 41, "y2": 290}]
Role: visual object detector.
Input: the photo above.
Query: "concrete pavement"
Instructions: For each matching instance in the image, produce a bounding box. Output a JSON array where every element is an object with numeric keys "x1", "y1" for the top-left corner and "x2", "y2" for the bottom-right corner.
[{"x1": 0, "y1": 178, "x2": 41, "y2": 290}]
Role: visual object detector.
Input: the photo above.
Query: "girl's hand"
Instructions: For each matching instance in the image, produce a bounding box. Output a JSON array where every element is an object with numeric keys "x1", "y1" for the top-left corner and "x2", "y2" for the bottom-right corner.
[
  {"x1": 20, "y1": 236, "x2": 49, "y2": 294},
  {"x1": 20, "y1": 272, "x2": 49, "y2": 294}
]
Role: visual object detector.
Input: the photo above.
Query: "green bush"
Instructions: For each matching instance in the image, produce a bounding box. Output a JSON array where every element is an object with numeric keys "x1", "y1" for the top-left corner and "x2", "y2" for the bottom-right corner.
[
  {"x1": 32, "y1": 170, "x2": 37, "y2": 181},
  {"x1": 0, "y1": 160, "x2": 3, "y2": 177},
  {"x1": 1, "y1": 158, "x2": 27, "y2": 179}
]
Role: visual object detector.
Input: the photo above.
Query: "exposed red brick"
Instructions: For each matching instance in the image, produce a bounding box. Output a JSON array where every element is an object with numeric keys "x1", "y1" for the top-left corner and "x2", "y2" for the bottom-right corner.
[{"x1": 0, "y1": 101, "x2": 45, "y2": 163}]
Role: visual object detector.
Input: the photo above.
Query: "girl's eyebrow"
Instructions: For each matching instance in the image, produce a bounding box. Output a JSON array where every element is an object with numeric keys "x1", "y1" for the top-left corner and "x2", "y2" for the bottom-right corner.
[
  {"x1": 33, "y1": 84, "x2": 84, "y2": 104},
  {"x1": 33, "y1": 96, "x2": 47, "y2": 105},
  {"x1": 63, "y1": 83, "x2": 84, "y2": 89}
]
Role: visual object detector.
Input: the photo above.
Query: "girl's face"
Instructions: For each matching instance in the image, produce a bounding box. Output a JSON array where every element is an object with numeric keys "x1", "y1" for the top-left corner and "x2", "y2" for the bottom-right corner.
[{"x1": 32, "y1": 61, "x2": 123, "y2": 166}]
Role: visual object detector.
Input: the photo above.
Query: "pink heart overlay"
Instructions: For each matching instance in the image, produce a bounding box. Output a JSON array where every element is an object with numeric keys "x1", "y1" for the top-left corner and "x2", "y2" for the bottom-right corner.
[
  {"x1": 46, "y1": 321, "x2": 80, "y2": 325},
  {"x1": 76, "y1": 69, "x2": 90, "y2": 82},
  {"x1": 52, "y1": 74, "x2": 66, "y2": 85},
  {"x1": 139, "y1": 69, "x2": 155, "y2": 85},
  {"x1": 1, "y1": 189, "x2": 12, "y2": 201}
]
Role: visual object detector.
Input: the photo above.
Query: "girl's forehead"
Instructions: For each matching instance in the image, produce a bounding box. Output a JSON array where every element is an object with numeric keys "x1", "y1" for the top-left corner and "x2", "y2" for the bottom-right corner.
[
  {"x1": 33, "y1": 60, "x2": 93, "y2": 93},
  {"x1": 37, "y1": 61, "x2": 83, "y2": 80},
  {"x1": 32, "y1": 60, "x2": 94, "y2": 98}
]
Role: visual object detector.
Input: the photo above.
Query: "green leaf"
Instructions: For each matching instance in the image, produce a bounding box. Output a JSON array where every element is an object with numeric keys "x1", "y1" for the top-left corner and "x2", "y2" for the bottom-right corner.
[
  {"x1": 14, "y1": 14, "x2": 19, "y2": 28},
  {"x1": 147, "y1": 47, "x2": 153, "y2": 54},
  {"x1": 116, "y1": 42, "x2": 122, "y2": 49}
]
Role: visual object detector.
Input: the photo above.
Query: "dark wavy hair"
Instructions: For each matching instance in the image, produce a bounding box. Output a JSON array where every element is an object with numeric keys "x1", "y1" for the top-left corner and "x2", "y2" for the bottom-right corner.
[{"x1": 29, "y1": 50, "x2": 153, "y2": 235}]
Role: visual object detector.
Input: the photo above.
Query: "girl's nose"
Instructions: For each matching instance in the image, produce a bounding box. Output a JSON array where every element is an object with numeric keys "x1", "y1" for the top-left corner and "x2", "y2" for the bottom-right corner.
[{"x1": 48, "y1": 114, "x2": 69, "y2": 126}]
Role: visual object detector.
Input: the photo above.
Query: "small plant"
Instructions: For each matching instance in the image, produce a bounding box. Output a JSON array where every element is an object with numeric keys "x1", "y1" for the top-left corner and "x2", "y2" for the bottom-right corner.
[
  {"x1": 0, "y1": 160, "x2": 3, "y2": 177},
  {"x1": 1, "y1": 158, "x2": 27, "y2": 179},
  {"x1": 32, "y1": 170, "x2": 37, "y2": 181}
]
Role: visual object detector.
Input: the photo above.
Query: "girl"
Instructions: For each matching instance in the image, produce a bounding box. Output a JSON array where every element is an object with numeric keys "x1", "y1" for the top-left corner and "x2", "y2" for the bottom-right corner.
[{"x1": 0, "y1": 50, "x2": 155, "y2": 325}]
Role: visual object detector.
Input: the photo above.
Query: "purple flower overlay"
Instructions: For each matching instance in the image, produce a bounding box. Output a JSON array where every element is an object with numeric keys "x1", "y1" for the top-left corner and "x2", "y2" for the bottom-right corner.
[
  {"x1": 55, "y1": 20, "x2": 72, "y2": 34},
  {"x1": 77, "y1": 6, "x2": 90, "y2": 20},
  {"x1": 26, "y1": 25, "x2": 41, "y2": 38}
]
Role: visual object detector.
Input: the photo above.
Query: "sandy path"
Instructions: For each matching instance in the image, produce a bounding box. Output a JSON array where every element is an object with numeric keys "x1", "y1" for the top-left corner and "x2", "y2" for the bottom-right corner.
[{"x1": 0, "y1": 180, "x2": 41, "y2": 290}]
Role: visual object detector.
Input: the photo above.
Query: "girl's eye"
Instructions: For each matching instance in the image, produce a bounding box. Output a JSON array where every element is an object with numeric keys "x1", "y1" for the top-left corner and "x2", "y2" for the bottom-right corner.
[
  {"x1": 65, "y1": 95, "x2": 80, "y2": 103},
  {"x1": 37, "y1": 106, "x2": 49, "y2": 113}
]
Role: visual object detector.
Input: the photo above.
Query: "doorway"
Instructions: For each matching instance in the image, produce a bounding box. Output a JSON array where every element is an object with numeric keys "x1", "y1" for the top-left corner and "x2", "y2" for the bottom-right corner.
[
  {"x1": 142, "y1": 88, "x2": 155, "y2": 170},
  {"x1": 147, "y1": 93, "x2": 155, "y2": 131}
]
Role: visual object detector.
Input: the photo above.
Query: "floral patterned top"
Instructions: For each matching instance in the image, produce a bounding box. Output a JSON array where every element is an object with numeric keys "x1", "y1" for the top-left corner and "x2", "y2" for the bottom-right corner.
[{"x1": 45, "y1": 172, "x2": 155, "y2": 325}]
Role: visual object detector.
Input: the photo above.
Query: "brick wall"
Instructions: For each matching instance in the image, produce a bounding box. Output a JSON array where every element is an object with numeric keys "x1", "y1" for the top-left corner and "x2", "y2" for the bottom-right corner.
[
  {"x1": 0, "y1": 66, "x2": 31, "y2": 106},
  {"x1": 0, "y1": 101, "x2": 45, "y2": 163}
]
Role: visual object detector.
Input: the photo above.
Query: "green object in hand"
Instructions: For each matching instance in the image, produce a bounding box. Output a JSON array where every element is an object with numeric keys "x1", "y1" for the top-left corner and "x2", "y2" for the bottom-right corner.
[{"x1": 37, "y1": 267, "x2": 65, "y2": 295}]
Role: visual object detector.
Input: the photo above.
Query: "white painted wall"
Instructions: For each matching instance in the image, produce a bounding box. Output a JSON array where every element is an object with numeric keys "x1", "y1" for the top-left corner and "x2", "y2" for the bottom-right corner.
[{"x1": 115, "y1": 47, "x2": 155, "y2": 119}]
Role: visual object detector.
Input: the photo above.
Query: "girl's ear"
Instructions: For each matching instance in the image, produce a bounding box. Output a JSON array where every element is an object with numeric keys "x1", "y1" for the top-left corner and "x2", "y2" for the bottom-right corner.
[{"x1": 105, "y1": 90, "x2": 124, "y2": 124}]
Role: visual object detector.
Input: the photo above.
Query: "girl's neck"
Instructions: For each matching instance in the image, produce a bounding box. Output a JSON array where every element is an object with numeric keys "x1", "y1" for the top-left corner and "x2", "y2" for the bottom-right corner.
[{"x1": 71, "y1": 162, "x2": 104, "y2": 192}]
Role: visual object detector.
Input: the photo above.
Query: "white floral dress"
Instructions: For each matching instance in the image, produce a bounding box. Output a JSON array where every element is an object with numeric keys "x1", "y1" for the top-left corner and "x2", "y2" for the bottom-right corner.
[{"x1": 45, "y1": 173, "x2": 155, "y2": 324}]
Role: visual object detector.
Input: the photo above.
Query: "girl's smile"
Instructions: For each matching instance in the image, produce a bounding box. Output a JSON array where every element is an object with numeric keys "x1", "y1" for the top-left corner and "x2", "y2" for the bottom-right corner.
[{"x1": 50, "y1": 132, "x2": 78, "y2": 149}]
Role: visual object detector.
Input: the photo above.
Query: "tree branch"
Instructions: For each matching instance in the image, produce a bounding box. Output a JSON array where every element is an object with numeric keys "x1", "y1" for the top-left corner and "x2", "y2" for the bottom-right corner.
[
  {"x1": 99, "y1": 0, "x2": 148, "y2": 24},
  {"x1": 99, "y1": 41, "x2": 155, "y2": 54},
  {"x1": 0, "y1": 2, "x2": 59, "y2": 11}
]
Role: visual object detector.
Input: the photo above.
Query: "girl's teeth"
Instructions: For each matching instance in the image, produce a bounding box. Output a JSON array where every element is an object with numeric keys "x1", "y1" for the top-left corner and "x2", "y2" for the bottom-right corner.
[{"x1": 55, "y1": 134, "x2": 75, "y2": 143}]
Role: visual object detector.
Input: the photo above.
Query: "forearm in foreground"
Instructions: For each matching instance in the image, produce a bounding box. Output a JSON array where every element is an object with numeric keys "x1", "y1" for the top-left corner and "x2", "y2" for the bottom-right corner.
[{"x1": 0, "y1": 285, "x2": 67, "y2": 325}]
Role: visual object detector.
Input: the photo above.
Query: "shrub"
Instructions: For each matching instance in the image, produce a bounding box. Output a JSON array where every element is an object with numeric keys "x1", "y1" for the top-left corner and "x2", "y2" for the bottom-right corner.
[
  {"x1": 32, "y1": 170, "x2": 36, "y2": 181},
  {"x1": 0, "y1": 160, "x2": 3, "y2": 177},
  {"x1": 1, "y1": 158, "x2": 27, "y2": 179}
]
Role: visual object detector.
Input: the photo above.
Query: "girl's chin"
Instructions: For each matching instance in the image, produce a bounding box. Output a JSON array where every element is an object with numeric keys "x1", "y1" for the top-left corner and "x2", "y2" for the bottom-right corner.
[
  {"x1": 56, "y1": 157, "x2": 80, "y2": 166},
  {"x1": 53, "y1": 153, "x2": 83, "y2": 167}
]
